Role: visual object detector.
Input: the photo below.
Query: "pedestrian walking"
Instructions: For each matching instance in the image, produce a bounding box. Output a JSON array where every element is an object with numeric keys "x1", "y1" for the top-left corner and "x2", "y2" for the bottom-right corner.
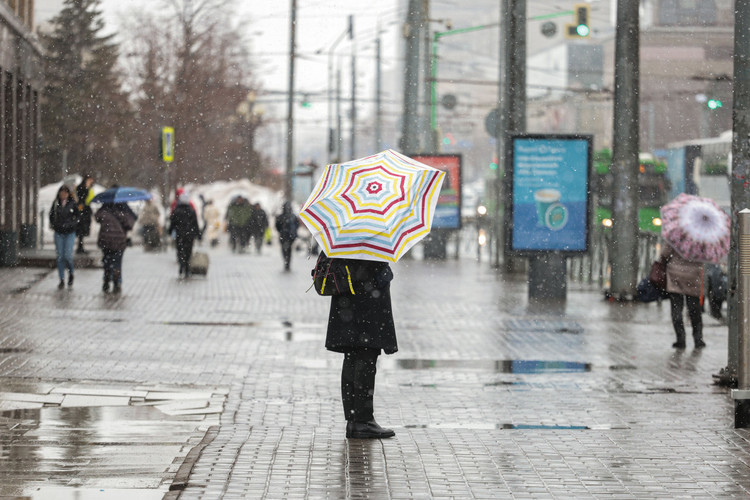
[
  {"x1": 95, "y1": 200, "x2": 137, "y2": 294},
  {"x1": 75, "y1": 174, "x2": 95, "y2": 254},
  {"x1": 139, "y1": 199, "x2": 162, "y2": 251},
  {"x1": 324, "y1": 256, "x2": 397, "y2": 439},
  {"x1": 49, "y1": 185, "x2": 80, "y2": 289},
  {"x1": 169, "y1": 192, "x2": 201, "y2": 277},
  {"x1": 661, "y1": 243, "x2": 705, "y2": 349},
  {"x1": 202, "y1": 200, "x2": 221, "y2": 247},
  {"x1": 657, "y1": 193, "x2": 730, "y2": 349},
  {"x1": 275, "y1": 201, "x2": 299, "y2": 271},
  {"x1": 249, "y1": 202, "x2": 269, "y2": 254},
  {"x1": 226, "y1": 196, "x2": 253, "y2": 252}
]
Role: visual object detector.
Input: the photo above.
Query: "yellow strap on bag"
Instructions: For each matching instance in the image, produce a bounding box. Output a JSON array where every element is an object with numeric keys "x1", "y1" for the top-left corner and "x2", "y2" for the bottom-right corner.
[{"x1": 345, "y1": 266, "x2": 355, "y2": 295}]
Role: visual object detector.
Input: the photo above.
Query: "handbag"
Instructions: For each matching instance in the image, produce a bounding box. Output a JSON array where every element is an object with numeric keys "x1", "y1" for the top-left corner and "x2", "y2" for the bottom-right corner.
[
  {"x1": 648, "y1": 257, "x2": 667, "y2": 290},
  {"x1": 311, "y1": 252, "x2": 356, "y2": 296},
  {"x1": 637, "y1": 277, "x2": 669, "y2": 303}
]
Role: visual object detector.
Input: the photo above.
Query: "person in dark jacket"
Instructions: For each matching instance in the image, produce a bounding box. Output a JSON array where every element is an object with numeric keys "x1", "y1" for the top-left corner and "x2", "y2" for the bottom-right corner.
[
  {"x1": 275, "y1": 202, "x2": 299, "y2": 270},
  {"x1": 249, "y1": 202, "x2": 269, "y2": 255},
  {"x1": 49, "y1": 185, "x2": 80, "y2": 289},
  {"x1": 95, "y1": 201, "x2": 137, "y2": 293},
  {"x1": 169, "y1": 192, "x2": 201, "y2": 277},
  {"x1": 325, "y1": 256, "x2": 397, "y2": 439},
  {"x1": 75, "y1": 174, "x2": 95, "y2": 254}
]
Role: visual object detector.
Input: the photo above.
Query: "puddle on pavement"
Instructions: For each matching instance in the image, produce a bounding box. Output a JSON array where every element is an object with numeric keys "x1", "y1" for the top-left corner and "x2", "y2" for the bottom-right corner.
[
  {"x1": 0, "y1": 382, "x2": 226, "y2": 496},
  {"x1": 0, "y1": 347, "x2": 29, "y2": 354},
  {"x1": 16, "y1": 487, "x2": 166, "y2": 499},
  {"x1": 404, "y1": 422, "x2": 629, "y2": 430},
  {"x1": 389, "y1": 359, "x2": 592, "y2": 373},
  {"x1": 0, "y1": 404, "x2": 209, "y2": 497},
  {"x1": 157, "y1": 320, "x2": 324, "y2": 342},
  {"x1": 504, "y1": 318, "x2": 584, "y2": 334}
]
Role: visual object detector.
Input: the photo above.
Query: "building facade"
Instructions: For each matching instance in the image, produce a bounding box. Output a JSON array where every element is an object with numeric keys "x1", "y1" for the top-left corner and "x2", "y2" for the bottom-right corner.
[{"x1": 0, "y1": 0, "x2": 43, "y2": 264}]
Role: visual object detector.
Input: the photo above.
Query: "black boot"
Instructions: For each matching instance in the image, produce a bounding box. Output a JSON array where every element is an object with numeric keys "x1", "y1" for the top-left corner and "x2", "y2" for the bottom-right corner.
[
  {"x1": 694, "y1": 328, "x2": 706, "y2": 348},
  {"x1": 346, "y1": 420, "x2": 395, "y2": 439},
  {"x1": 342, "y1": 349, "x2": 394, "y2": 439}
]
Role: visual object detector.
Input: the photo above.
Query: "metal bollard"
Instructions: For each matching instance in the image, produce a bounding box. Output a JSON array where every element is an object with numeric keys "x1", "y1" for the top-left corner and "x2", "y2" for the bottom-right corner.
[{"x1": 732, "y1": 209, "x2": 750, "y2": 427}]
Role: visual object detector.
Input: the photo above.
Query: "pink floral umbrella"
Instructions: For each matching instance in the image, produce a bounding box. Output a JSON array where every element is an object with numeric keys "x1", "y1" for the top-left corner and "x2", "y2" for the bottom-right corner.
[{"x1": 660, "y1": 193, "x2": 730, "y2": 263}]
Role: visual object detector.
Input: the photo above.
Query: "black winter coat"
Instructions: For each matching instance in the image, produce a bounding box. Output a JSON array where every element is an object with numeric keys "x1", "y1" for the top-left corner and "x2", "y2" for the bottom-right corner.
[
  {"x1": 49, "y1": 199, "x2": 80, "y2": 235},
  {"x1": 96, "y1": 203, "x2": 136, "y2": 251},
  {"x1": 75, "y1": 183, "x2": 93, "y2": 236},
  {"x1": 275, "y1": 211, "x2": 299, "y2": 243},
  {"x1": 169, "y1": 203, "x2": 201, "y2": 241},
  {"x1": 326, "y1": 258, "x2": 397, "y2": 354}
]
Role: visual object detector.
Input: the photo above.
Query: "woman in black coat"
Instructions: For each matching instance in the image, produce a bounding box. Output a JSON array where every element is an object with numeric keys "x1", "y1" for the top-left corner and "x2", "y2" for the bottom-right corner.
[{"x1": 325, "y1": 256, "x2": 397, "y2": 439}]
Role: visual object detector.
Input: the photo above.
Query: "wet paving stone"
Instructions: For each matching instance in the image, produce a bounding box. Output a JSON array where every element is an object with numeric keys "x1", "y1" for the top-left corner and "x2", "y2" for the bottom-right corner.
[{"x1": 0, "y1": 246, "x2": 748, "y2": 498}]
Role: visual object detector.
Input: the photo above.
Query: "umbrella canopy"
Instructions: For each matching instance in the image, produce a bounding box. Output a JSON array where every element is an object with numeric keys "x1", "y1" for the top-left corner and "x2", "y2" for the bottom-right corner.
[
  {"x1": 299, "y1": 149, "x2": 445, "y2": 262},
  {"x1": 660, "y1": 193, "x2": 730, "y2": 263},
  {"x1": 91, "y1": 187, "x2": 152, "y2": 204}
]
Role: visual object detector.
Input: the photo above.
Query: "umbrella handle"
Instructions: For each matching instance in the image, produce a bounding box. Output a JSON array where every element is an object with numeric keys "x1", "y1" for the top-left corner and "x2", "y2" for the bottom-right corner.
[{"x1": 700, "y1": 267, "x2": 704, "y2": 308}]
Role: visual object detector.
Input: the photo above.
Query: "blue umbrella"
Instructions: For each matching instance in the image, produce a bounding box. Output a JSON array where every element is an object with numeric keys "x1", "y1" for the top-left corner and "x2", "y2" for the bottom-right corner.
[{"x1": 91, "y1": 187, "x2": 153, "y2": 204}]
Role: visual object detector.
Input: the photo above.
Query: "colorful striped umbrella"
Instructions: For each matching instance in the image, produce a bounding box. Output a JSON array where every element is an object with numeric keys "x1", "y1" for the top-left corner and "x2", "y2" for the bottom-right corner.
[{"x1": 299, "y1": 149, "x2": 446, "y2": 262}]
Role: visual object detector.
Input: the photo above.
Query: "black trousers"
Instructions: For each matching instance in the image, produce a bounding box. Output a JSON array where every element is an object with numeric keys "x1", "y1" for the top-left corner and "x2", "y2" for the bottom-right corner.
[
  {"x1": 669, "y1": 293, "x2": 703, "y2": 342},
  {"x1": 176, "y1": 237, "x2": 194, "y2": 274},
  {"x1": 341, "y1": 348, "x2": 380, "y2": 423},
  {"x1": 280, "y1": 239, "x2": 293, "y2": 269}
]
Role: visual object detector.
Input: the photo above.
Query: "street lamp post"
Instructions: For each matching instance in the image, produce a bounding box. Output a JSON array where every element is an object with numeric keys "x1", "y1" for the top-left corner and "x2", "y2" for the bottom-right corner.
[
  {"x1": 319, "y1": 20, "x2": 351, "y2": 164},
  {"x1": 285, "y1": 0, "x2": 297, "y2": 203}
]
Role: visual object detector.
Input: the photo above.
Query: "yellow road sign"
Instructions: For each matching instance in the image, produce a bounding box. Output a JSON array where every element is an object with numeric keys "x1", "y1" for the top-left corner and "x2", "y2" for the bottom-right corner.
[{"x1": 161, "y1": 126, "x2": 175, "y2": 163}]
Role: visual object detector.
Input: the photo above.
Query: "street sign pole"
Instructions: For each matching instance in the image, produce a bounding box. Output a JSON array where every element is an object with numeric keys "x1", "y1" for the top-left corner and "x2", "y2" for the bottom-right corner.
[{"x1": 160, "y1": 126, "x2": 175, "y2": 247}]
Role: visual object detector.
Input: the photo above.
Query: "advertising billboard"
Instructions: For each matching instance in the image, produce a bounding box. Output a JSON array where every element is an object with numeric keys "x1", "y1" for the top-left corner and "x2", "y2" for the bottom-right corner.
[
  {"x1": 509, "y1": 135, "x2": 591, "y2": 254},
  {"x1": 411, "y1": 154, "x2": 462, "y2": 230}
]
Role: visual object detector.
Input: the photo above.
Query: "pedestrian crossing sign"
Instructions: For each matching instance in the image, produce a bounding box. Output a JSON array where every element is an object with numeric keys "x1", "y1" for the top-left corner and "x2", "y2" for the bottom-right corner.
[{"x1": 161, "y1": 126, "x2": 175, "y2": 163}]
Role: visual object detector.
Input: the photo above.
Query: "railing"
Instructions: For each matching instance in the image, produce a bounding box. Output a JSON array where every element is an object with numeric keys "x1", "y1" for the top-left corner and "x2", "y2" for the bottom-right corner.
[{"x1": 567, "y1": 229, "x2": 661, "y2": 288}]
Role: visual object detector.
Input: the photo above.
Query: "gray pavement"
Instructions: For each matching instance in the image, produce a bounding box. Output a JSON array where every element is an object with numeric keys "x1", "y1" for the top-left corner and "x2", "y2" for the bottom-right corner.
[{"x1": 0, "y1": 241, "x2": 748, "y2": 499}]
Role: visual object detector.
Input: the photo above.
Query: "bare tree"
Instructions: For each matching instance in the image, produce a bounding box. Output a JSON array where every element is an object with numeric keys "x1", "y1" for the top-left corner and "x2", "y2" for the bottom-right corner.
[{"x1": 118, "y1": 0, "x2": 267, "y2": 186}]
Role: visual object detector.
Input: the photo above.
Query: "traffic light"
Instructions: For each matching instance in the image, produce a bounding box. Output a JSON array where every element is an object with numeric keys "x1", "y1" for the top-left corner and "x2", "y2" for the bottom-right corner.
[
  {"x1": 707, "y1": 98, "x2": 723, "y2": 110},
  {"x1": 566, "y1": 3, "x2": 590, "y2": 38}
]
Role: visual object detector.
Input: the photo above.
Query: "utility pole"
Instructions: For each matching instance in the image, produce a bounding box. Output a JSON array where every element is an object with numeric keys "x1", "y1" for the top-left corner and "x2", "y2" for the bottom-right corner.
[
  {"x1": 401, "y1": 0, "x2": 422, "y2": 153},
  {"x1": 493, "y1": 8, "x2": 506, "y2": 269},
  {"x1": 375, "y1": 33, "x2": 382, "y2": 151},
  {"x1": 422, "y1": 0, "x2": 435, "y2": 152},
  {"x1": 501, "y1": 0, "x2": 527, "y2": 273},
  {"x1": 336, "y1": 67, "x2": 342, "y2": 162},
  {"x1": 723, "y1": 0, "x2": 750, "y2": 388},
  {"x1": 609, "y1": 0, "x2": 640, "y2": 299},
  {"x1": 285, "y1": 0, "x2": 297, "y2": 202},
  {"x1": 349, "y1": 16, "x2": 356, "y2": 159},
  {"x1": 323, "y1": 23, "x2": 349, "y2": 165}
]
